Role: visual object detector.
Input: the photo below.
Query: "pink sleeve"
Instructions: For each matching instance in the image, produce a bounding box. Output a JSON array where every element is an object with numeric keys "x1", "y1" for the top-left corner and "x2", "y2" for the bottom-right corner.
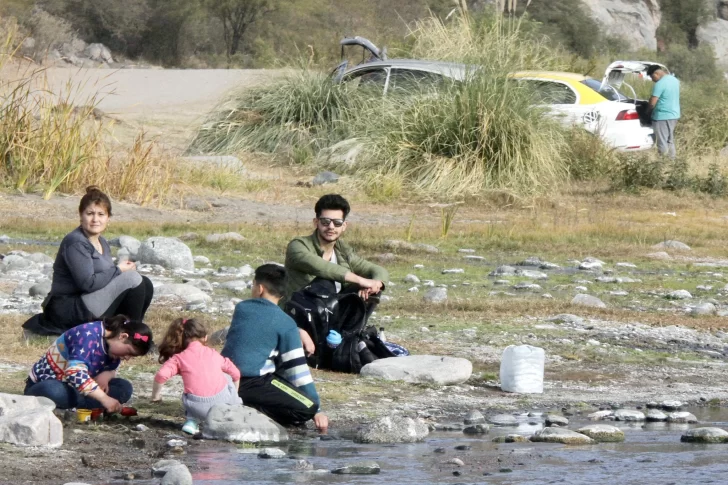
[
  {"x1": 221, "y1": 356, "x2": 241, "y2": 382},
  {"x1": 154, "y1": 356, "x2": 181, "y2": 384}
]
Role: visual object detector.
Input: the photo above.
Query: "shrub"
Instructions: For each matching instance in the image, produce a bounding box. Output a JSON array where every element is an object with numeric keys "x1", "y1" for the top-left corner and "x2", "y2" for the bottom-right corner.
[
  {"x1": 26, "y1": 7, "x2": 77, "y2": 60},
  {"x1": 678, "y1": 84, "x2": 728, "y2": 153},
  {"x1": 188, "y1": 70, "x2": 357, "y2": 157},
  {"x1": 356, "y1": 73, "x2": 568, "y2": 197},
  {"x1": 563, "y1": 128, "x2": 618, "y2": 181},
  {"x1": 663, "y1": 157, "x2": 692, "y2": 191},
  {"x1": 612, "y1": 154, "x2": 665, "y2": 190},
  {"x1": 0, "y1": 19, "x2": 175, "y2": 204},
  {"x1": 658, "y1": 44, "x2": 722, "y2": 84},
  {"x1": 697, "y1": 162, "x2": 728, "y2": 197}
]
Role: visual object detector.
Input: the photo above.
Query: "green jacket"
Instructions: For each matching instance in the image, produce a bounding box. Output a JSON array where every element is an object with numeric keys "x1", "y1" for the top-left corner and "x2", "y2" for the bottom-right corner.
[{"x1": 284, "y1": 232, "x2": 389, "y2": 301}]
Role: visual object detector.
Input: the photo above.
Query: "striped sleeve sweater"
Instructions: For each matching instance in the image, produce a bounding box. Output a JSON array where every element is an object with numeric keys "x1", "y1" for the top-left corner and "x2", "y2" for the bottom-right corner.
[{"x1": 221, "y1": 298, "x2": 320, "y2": 409}]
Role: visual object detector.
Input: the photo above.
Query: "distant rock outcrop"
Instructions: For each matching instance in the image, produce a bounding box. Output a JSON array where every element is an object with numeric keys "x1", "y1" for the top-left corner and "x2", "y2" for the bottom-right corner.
[
  {"x1": 581, "y1": 0, "x2": 661, "y2": 51},
  {"x1": 697, "y1": 17, "x2": 728, "y2": 70}
]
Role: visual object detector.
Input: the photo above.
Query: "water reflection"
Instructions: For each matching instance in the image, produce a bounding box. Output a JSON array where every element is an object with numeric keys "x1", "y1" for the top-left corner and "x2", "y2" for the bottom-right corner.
[{"x1": 188, "y1": 407, "x2": 728, "y2": 485}]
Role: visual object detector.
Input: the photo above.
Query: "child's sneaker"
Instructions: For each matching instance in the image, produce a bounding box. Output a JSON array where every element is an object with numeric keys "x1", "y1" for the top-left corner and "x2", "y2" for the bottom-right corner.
[{"x1": 181, "y1": 419, "x2": 199, "y2": 435}]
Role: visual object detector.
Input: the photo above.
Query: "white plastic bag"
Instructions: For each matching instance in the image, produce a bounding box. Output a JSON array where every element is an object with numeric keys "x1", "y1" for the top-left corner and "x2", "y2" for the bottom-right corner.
[{"x1": 499, "y1": 345, "x2": 545, "y2": 394}]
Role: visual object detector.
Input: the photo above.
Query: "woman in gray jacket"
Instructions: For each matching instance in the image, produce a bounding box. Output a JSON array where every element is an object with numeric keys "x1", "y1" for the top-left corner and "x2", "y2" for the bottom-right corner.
[{"x1": 25, "y1": 187, "x2": 153, "y2": 334}]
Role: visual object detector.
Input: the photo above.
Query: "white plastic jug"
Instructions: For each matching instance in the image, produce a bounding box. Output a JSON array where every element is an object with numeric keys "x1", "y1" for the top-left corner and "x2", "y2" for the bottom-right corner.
[{"x1": 499, "y1": 345, "x2": 545, "y2": 394}]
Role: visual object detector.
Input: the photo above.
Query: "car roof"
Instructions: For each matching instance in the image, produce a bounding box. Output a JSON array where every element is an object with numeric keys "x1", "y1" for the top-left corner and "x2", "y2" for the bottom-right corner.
[
  {"x1": 344, "y1": 59, "x2": 469, "y2": 80},
  {"x1": 511, "y1": 71, "x2": 591, "y2": 81},
  {"x1": 342, "y1": 62, "x2": 611, "y2": 105},
  {"x1": 345, "y1": 63, "x2": 595, "y2": 83}
]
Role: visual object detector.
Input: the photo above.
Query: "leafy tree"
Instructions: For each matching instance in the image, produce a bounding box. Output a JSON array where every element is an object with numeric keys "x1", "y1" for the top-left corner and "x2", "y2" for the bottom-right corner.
[
  {"x1": 204, "y1": 0, "x2": 273, "y2": 58},
  {"x1": 40, "y1": 0, "x2": 150, "y2": 56},
  {"x1": 143, "y1": 0, "x2": 202, "y2": 65}
]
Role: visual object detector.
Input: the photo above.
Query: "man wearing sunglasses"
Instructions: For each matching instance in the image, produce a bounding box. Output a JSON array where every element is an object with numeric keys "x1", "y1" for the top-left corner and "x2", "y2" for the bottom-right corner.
[
  {"x1": 285, "y1": 194, "x2": 388, "y2": 302},
  {"x1": 284, "y1": 195, "x2": 389, "y2": 355}
]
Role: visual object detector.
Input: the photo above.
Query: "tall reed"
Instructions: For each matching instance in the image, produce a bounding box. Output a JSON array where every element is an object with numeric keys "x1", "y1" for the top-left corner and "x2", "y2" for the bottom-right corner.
[
  {"x1": 0, "y1": 18, "x2": 176, "y2": 205},
  {"x1": 188, "y1": 70, "x2": 357, "y2": 157}
]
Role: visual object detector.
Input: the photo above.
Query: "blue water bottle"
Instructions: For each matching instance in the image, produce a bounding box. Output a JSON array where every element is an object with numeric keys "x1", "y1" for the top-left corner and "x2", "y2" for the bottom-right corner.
[{"x1": 326, "y1": 330, "x2": 342, "y2": 349}]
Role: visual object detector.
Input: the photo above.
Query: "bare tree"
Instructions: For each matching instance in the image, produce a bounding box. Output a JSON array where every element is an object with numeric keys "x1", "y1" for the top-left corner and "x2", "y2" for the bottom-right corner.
[{"x1": 204, "y1": 0, "x2": 272, "y2": 59}]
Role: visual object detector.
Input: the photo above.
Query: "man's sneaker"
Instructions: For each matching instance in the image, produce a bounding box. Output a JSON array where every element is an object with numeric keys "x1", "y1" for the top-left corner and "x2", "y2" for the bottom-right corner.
[{"x1": 181, "y1": 419, "x2": 199, "y2": 435}]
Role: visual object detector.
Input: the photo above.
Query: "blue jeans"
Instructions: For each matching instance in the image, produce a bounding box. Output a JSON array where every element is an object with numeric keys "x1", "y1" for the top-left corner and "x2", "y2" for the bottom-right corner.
[{"x1": 24, "y1": 377, "x2": 133, "y2": 409}]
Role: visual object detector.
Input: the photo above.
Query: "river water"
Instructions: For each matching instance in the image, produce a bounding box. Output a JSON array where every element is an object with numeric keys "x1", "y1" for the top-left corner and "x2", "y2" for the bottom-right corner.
[{"x1": 178, "y1": 407, "x2": 728, "y2": 485}]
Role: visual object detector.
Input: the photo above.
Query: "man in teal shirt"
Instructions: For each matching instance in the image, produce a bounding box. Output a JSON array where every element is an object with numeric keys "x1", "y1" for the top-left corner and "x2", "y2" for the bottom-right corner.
[{"x1": 646, "y1": 65, "x2": 680, "y2": 158}]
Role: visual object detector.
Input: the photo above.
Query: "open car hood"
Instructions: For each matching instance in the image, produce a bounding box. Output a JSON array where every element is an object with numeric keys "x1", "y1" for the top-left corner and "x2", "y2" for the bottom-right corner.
[{"x1": 600, "y1": 60, "x2": 670, "y2": 90}]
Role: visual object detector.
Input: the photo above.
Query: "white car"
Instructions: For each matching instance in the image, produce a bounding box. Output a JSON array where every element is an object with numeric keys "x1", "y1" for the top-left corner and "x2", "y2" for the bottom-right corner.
[{"x1": 333, "y1": 37, "x2": 666, "y2": 152}]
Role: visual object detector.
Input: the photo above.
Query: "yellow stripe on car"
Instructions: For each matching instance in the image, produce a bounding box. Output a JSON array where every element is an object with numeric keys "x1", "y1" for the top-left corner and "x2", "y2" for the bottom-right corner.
[{"x1": 510, "y1": 71, "x2": 607, "y2": 105}]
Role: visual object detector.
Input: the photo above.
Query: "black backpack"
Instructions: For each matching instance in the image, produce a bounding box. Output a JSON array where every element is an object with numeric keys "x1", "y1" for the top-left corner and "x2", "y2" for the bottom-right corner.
[{"x1": 285, "y1": 279, "x2": 394, "y2": 373}]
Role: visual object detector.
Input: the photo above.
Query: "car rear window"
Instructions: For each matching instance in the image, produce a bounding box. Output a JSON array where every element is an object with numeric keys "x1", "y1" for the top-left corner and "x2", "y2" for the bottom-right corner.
[{"x1": 581, "y1": 79, "x2": 628, "y2": 102}]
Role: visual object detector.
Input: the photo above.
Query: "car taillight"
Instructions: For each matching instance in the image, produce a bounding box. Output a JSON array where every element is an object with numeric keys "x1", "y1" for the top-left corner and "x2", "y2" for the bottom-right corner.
[{"x1": 616, "y1": 110, "x2": 640, "y2": 121}]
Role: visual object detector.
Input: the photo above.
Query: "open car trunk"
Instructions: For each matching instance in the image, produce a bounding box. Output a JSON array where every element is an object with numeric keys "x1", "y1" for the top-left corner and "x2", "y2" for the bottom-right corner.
[
  {"x1": 601, "y1": 60, "x2": 670, "y2": 128},
  {"x1": 331, "y1": 36, "x2": 388, "y2": 82}
]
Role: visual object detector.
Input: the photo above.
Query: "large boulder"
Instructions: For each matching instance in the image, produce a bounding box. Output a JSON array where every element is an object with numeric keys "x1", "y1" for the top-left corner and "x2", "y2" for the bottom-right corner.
[
  {"x1": 360, "y1": 355, "x2": 472, "y2": 385},
  {"x1": 1, "y1": 254, "x2": 36, "y2": 273},
  {"x1": 530, "y1": 427, "x2": 595, "y2": 445},
  {"x1": 138, "y1": 238, "x2": 194, "y2": 271},
  {"x1": 581, "y1": 0, "x2": 661, "y2": 51},
  {"x1": 331, "y1": 461, "x2": 380, "y2": 474},
  {"x1": 0, "y1": 393, "x2": 63, "y2": 447},
  {"x1": 614, "y1": 409, "x2": 646, "y2": 421},
  {"x1": 154, "y1": 284, "x2": 212, "y2": 304},
  {"x1": 117, "y1": 235, "x2": 142, "y2": 261},
  {"x1": 423, "y1": 287, "x2": 447, "y2": 303},
  {"x1": 29, "y1": 280, "x2": 51, "y2": 298},
  {"x1": 571, "y1": 294, "x2": 606, "y2": 308},
  {"x1": 577, "y1": 424, "x2": 625, "y2": 442},
  {"x1": 202, "y1": 404, "x2": 288, "y2": 443},
  {"x1": 354, "y1": 416, "x2": 429, "y2": 443},
  {"x1": 681, "y1": 427, "x2": 728, "y2": 443},
  {"x1": 697, "y1": 18, "x2": 728, "y2": 70},
  {"x1": 160, "y1": 464, "x2": 193, "y2": 485},
  {"x1": 84, "y1": 43, "x2": 113, "y2": 63}
]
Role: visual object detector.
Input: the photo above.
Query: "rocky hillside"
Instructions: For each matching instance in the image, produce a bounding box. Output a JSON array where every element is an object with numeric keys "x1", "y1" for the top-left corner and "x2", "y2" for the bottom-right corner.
[
  {"x1": 581, "y1": 0, "x2": 661, "y2": 51},
  {"x1": 697, "y1": 1, "x2": 728, "y2": 68},
  {"x1": 580, "y1": 0, "x2": 728, "y2": 68}
]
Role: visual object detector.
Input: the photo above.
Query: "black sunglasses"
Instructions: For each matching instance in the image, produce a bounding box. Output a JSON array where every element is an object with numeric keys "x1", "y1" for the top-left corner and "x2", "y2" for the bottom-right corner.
[{"x1": 318, "y1": 217, "x2": 345, "y2": 227}]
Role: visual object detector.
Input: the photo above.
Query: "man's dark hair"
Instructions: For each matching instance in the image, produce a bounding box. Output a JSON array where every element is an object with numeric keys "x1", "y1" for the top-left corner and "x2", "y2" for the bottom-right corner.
[
  {"x1": 254, "y1": 264, "x2": 288, "y2": 298},
  {"x1": 314, "y1": 194, "x2": 351, "y2": 219},
  {"x1": 646, "y1": 64, "x2": 663, "y2": 77}
]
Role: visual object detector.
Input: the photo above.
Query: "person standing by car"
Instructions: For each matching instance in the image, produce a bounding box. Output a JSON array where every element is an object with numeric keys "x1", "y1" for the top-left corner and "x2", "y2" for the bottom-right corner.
[{"x1": 646, "y1": 65, "x2": 680, "y2": 158}]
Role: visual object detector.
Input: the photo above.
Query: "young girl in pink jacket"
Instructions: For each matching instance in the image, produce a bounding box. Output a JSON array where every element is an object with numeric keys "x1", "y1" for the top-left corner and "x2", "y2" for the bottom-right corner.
[{"x1": 152, "y1": 318, "x2": 241, "y2": 435}]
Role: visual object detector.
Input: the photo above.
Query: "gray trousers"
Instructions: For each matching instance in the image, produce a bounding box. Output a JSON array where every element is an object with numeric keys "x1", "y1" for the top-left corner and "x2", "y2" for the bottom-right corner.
[
  {"x1": 653, "y1": 119, "x2": 677, "y2": 159},
  {"x1": 182, "y1": 378, "x2": 242, "y2": 421},
  {"x1": 81, "y1": 270, "x2": 142, "y2": 318}
]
